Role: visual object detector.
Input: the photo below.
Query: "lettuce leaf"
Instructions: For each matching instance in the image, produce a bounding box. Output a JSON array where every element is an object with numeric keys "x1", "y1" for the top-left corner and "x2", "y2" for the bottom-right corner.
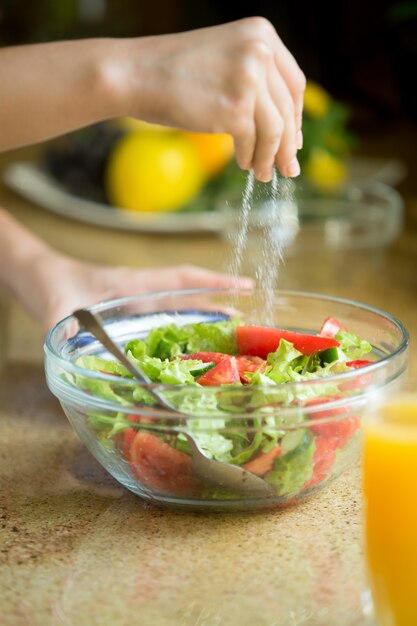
[
  {"x1": 335, "y1": 328, "x2": 372, "y2": 360},
  {"x1": 175, "y1": 417, "x2": 234, "y2": 462},
  {"x1": 76, "y1": 355, "x2": 131, "y2": 377},
  {"x1": 265, "y1": 339, "x2": 303, "y2": 383},
  {"x1": 265, "y1": 430, "x2": 315, "y2": 496},
  {"x1": 126, "y1": 319, "x2": 239, "y2": 361},
  {"x1": 186, "y1": 320, "x2": 238, "y2": 354}
]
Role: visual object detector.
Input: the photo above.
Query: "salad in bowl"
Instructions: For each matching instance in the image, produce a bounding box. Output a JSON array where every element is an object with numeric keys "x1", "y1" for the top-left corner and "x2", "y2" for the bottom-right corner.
[{"x1": 44, "y1": 289, "x2": 408, "y2": 511}]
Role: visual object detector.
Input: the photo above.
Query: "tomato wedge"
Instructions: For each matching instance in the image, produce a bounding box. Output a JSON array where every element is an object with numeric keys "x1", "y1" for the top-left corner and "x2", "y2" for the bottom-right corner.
[
  {"x1": 122, "y1": 418, "x2": 138, "y2": 457},
  {"x1": 242, "y1": 447, "x2": 281, "y2": 476},
  {"x1": 119, "y1": 412, "x2": 162, "y2": 458},
  {"x1": 129, "y1": 431, "x2": 200, "y2": 496},
  {"x1": 235, "y1": 355, "x2": 267, "y2": 383},
  {"x1": 346, "y1": 359, "x2": 373, "y2": 369},
  {"x1": 118, "y1": 414, "x2": 142, "y2": 458},
  {"x1": 305, "y1": 436, "x2": 338, "y2": 488},
  {"x1": 236, "y1": 326, "x2": 339, "y2": 359},
  {"x1": 319, "y1": 316, "x2": 346, "y2": 338},
  {"x1": 197, "y1": 356, "x2": 240, "y2": 386},
  {"x1": 181, "y1": 351, "x2": 227, "y2": 364},
  {"x1": 306, "y1": 397, "x2": 360, "y2": 447}
]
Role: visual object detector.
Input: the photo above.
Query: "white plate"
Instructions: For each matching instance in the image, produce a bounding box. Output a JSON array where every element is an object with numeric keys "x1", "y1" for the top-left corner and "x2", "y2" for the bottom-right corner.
[
  {"x1": 3, "y1": 161, "x2": 244, "y2": 234},
  {"x1": 3, "y1": 157, "x2": 407, "y2": 235}
]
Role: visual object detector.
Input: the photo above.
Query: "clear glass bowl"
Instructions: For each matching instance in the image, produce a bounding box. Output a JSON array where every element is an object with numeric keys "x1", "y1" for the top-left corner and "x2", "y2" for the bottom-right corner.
[{"x1": 44, "y1": 289, "x2": 409, "y2": 511}]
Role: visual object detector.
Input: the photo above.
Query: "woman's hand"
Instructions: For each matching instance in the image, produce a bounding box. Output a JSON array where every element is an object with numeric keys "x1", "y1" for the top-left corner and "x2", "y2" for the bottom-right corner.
[
  {"x1": 0, "y1": 17, "x2": 305, "y2": 183},
  {"x1": 121, "y1": 17, "x2": 306, "y2": 181},
  {"x1": 26, "y1": 253, "x2": 253, "y2": 334},
  {"x1": 0, "y1": 210, "x2": 252, "y2": 335}
]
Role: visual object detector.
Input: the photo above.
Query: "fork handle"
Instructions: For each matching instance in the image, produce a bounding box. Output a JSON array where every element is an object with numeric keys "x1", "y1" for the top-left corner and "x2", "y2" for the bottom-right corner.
[{"x1": 73, "y1": 308, "x2": 148, "y2": 383}]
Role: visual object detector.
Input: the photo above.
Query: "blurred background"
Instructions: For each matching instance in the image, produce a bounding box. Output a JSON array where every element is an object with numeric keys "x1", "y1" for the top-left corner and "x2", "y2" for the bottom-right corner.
[
  {"x1": 1, "y1": 0, "x2": 416, "y2": 196},
  {"x1": 0, "y1": 0, "x2": 417, "y2": 361},
  {"x1": 1, "y1": 0, "x2": 415, "y2": 125},
  {"x1": 1, "y1": 0, "x2": 416, "y2": 202}
]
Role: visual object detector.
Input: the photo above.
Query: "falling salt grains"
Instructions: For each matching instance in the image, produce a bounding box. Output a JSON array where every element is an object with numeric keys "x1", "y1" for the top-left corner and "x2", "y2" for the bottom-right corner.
[
  {"x1": 228, "y1": 168, "x2": 255, "y2": 288},
  {"x1": 228, "y1": 167, "x2": 298, "y2": 325},
  {"x1": 255, "y1": 171, "x2": 296, "y2": 325}
]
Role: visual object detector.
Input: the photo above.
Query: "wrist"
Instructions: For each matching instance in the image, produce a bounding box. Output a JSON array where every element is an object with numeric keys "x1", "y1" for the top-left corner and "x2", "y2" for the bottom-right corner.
[
  {"x1": 89, "y1": 37, "x2": 147, "y2": 120},
  {"x1": 99, "y1": 35, "x2": 176, "y2": 124},
  {"x1": 9, "y1": 242, "x2": 61, "y2": 320},
  {"x1": 0, "y1": 223, "x2": 62, "y2": 326}
]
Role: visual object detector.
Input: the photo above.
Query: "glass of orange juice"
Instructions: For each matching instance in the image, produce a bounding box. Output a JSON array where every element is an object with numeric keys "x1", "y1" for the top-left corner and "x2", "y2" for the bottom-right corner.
[{"x1": 363, "y1": 385, "x2": 417, "y2": 626}]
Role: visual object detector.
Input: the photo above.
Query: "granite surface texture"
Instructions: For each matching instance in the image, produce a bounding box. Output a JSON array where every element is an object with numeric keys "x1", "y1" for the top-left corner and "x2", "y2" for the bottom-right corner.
[{"x1": 1, "y1": 137, "x2": 417, "y2": 625}]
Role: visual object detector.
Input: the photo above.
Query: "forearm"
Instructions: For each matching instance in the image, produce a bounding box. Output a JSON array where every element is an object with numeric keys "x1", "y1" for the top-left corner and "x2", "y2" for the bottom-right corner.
[
  {"x1": 0, "y1": 208, "x2": 59, "y2": 319},
  {"x1": 0, "y1": 39, "x2": 132, "y2": 151},
  {"x1": 0, "y1": 18, "x2": 305, "y2": 180}
]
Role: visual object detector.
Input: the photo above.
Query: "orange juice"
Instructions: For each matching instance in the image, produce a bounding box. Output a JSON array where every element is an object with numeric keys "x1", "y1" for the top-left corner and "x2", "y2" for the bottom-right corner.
[{"x1": 363, "y1": 396, "x2": 417, "y2": 626}]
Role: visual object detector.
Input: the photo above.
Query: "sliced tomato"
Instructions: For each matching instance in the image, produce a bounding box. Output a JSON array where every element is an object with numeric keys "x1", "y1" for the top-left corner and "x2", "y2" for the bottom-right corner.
[
  {"x1": 235, "y1": 355, "x2": 267, "y2": 383},
  {"x1": 118, "y1": 414, "x2": 142, "y2": 458},
  {"x1": 340, "y1": 360, "x2": 374, "y2": 391},
  {"x1": 123, "y1": 421, "x2": 137, "y2": 458},
  {"x1": 306, "y1": 397, "x2": 360, "y2": 448},
  {"x1": 197, "y1": 356, "x2": 240, "y2": 386},
  {"x1": 305, "y1": 436, "x2": 338, "y2": 488},
  {"x1": 129, "y1": 431, "x2": 200, "y2": 496},
  {"x1": 236, "y1": 325, "x2": 339, "y2": 359},
  {"x1": 242, "y1": 446, "x2": 281, "y2": 476},
  {"x1": 181, "y1": 351, "x2": 227, "y2": 364},
  {"x1": 319, "y1": 316, "x2": 346, "y2": 338},
  {"x1": 119, "y1": 411, "x2": 164, "y2": 459},
  {"x1": 312, "y1": 415, "x2": 360, "y2": 448}
]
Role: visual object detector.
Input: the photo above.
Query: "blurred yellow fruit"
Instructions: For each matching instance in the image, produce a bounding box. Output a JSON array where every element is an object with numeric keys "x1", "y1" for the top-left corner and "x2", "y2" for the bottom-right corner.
[
  {"x1": 304, "y1": 148, "x2": 347, "y2": 191},
  {"x1": 304, "y1": 81, "x2": 331, "y2": 119},
  {"x1": 106, "y1": 132, "x2": 205, "y2": 212},
  {"x1": 181, "y1": 131, "x2": 235, "y2": 177}
]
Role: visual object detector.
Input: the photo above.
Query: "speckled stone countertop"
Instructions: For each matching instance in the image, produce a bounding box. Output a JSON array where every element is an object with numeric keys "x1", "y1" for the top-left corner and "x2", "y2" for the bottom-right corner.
[
  {"x1": 0, "y1": 363, "x2": 368, "y2": 626},
  {"x1": 1, "y1": 138, "x2": 417, "y2": 625}
]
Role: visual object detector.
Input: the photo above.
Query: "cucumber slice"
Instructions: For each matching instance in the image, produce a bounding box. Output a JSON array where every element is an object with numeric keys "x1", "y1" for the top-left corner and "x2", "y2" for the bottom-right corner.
[
  {"x1": 189, "y1": 362, "x2": 215, "y2": 377},
  {"x1": 266, "y1": 430, "x2": 315, "y2": 496},
  {"x1": 281, "y1": 428, "x2": 309, "y2": 455},
  {"x1": 318, "y1": 346, "x2": 340, "y2": 366}
]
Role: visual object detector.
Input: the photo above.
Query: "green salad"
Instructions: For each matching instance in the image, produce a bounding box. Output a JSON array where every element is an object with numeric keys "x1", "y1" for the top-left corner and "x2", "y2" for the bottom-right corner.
[{"x1": 73, "y1": 315, "x2": 373, "y2": 499}]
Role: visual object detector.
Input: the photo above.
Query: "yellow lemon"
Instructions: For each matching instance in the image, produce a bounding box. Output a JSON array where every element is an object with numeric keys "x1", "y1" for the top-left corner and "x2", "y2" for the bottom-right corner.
[
  {"x1": 181, "y1": 131, "x2": 235, "y2": 177},
  {"x1": 304, "y1": 81, "x2": 331, "y2": 119},
  {"x1": 106, "y1": 132, "x2": 205, "y2": 212},
  {"x1": 304, "y1": 148, "x2": 347, "y2": 191}
]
